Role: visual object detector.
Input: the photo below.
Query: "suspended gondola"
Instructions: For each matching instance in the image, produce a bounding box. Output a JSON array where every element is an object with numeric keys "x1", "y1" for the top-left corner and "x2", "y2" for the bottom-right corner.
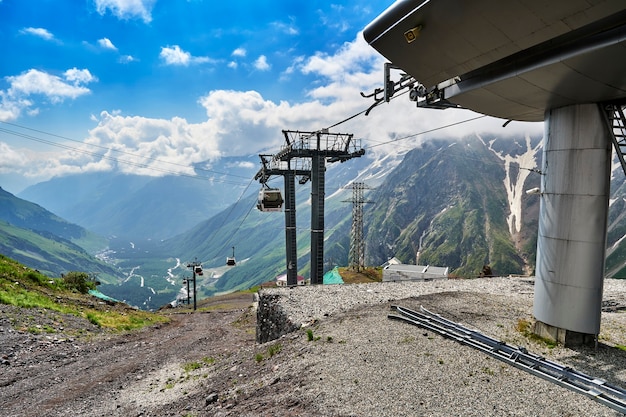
[
  {"x1": 226, "y1": 246, "x2": 236, "y2": 266},
  {"x1": 194, "y1": 265, "x2": 203, "y2": 276},
  {"x1": 257, "y1": 186, "x2": 284, "y2": 212}
]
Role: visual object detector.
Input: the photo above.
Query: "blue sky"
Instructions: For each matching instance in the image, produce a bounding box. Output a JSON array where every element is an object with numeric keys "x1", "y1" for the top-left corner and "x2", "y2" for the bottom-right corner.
[{"x1": 0, "y1": 0, "x2": 542, "y2": 194}]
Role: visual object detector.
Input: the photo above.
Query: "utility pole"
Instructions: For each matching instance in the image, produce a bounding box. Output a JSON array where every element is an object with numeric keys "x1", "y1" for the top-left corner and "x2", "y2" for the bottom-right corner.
[
  {"x1": 343, "y1": 182, "x2": 373, "y2": 272},
  {"x1": 186, "y1": 259, "x2": 201, "y2": 311}
]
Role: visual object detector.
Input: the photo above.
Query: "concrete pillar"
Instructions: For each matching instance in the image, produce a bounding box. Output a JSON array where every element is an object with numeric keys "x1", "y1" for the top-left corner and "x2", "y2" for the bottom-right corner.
[{"x1": 533, "y1": 103, "x2": 611, "y2": 340}]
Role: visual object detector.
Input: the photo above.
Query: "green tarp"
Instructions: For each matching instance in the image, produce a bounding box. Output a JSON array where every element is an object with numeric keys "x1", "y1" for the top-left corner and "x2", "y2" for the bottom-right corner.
[
  {"x1": 88, "y1": 289, "x2": 121, "y2": 303},
  {"x1": 323, "y1": 267, "x2": 344, "y2": 285}
]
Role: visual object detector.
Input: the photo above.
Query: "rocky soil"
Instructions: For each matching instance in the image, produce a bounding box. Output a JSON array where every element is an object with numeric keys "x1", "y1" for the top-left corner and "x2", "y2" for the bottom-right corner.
[{"x1": 1, "y1": 278, "x2": 626, "y2": 416}]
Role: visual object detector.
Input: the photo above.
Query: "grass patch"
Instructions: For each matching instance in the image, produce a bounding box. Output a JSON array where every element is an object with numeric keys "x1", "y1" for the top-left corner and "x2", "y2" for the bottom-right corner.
[
  {"x1": 183, "y1": 356, "x2": 216, "y2": 372},
  {"x1": 256, "y1": 343, "x2": 283, "y2": 363},
  {"x1": 86, "y1": 312, "x2": 101, "y2": 327},
  {"x1": 201, "y1": 356, "x2": 215, "y2": 365},
  {"x1": 183, "y1": 361, "x2": 203, "y2": 372},
  {"x1": 82, "y1": 310, "x2": 167, "y2": 332},
  {"x1": 306, "y1": 328, "x2": 321, "y2": 341},
  {"x1": 517, "y1": 318, "x2": 558, "y2": 348},
  {"x1": 267, "y1": 343, "x2": 282, "y2": 357}
]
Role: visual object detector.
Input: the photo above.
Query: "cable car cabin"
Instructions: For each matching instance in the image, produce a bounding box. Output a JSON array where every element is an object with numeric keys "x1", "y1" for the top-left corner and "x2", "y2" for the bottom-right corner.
[
  {"x1": 226, "y1": 246, "x2": 236, "y2": 266},
  {"x1": 194, "y1": 266, "x2": 203, "y2": 276},
  {"x1": 257, "y1": 188, "x2": 284, "y2": 212}
]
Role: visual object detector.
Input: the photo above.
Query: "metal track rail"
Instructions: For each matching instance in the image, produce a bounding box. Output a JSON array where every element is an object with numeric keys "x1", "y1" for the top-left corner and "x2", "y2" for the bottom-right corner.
[{"x1": 389, "y1": 305, "x2": 626, "y2": 414}]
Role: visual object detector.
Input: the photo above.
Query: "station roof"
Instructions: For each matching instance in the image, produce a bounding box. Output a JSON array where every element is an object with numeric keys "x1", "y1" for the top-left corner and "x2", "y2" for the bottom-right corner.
[{"x1": 364, "y1": 0, "x2": 626, "y2": 121}]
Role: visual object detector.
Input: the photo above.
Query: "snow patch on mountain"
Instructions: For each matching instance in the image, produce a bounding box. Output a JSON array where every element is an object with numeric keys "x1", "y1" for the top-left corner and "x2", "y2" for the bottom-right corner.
[{"x1": 481, "y1": 133, "x2": 540, "y2": 236}]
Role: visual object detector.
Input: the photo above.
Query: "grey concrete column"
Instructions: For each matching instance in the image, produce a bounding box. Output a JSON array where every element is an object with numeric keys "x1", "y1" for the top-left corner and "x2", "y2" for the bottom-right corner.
[{"x1": 533, "y1": 103, "x2": 612, "y2": 338}]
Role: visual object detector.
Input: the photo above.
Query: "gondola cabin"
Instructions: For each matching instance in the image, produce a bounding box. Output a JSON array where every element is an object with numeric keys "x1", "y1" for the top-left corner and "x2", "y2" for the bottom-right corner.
[
  {"x1": 194, "y1": 266, "x2": 203, "y2": 276},
  {"x1": 257, "y1": 188, "x2": 283, "y2": 212},
  {"x1": 226, "y1": 246, "x2": 236, "y2": 266}
]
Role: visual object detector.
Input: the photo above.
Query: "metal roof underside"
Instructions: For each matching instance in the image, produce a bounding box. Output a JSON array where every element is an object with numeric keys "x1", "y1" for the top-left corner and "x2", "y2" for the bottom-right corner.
[{"x1": 364, "y1": 0, "x2": 626, "y2": 122}]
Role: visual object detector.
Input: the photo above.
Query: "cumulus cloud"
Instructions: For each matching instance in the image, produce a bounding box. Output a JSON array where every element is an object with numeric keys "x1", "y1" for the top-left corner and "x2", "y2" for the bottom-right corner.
[
  {"x1": 72, "y1": 111, "x2": 223, "y2": 176},
  {"x1": 0, "y1": 68, "x2": 97, "y2": 121},
  {"x1": 232, "y1": 48, "x2": 246, "y2": 57},
  {"x1": 20, "y1": 27, "x2": 54, "y2": 41},
  {"x1": 159, "y1": 45, "x2": 212, "y2": 66},
  {"x1": 254, "y1": 55, "x2": 270, "y2": 71},
  {"x1": 0, "y1": 142, "x2": 28, "y2": 172},
  {"x1": 1, "y1": 33, "x2": 543, "y2": 183},
  {"x1": 64, "y1": 68, "x2": 97, "y2": 85},
  {"x1": 94, "y1": 0, "x2": 155, "y2": 23},
  {"x1": 98, "y1": 37, "x2": 117, "y2": 50}
]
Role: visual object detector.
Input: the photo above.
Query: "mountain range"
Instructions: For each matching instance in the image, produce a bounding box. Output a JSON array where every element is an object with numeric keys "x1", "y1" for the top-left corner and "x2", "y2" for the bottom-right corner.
[
  {"x1": 0, "y1": 187, "x2": 120, "y2": 282},
  {"x1": 3, "y1": 131, "x2": 626, "y2": 309}
]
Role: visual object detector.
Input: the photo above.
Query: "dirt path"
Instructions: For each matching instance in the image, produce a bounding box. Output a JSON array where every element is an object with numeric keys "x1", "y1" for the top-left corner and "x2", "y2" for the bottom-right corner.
[{"x1": 0, "y1": 296, "x2": 290, "y2": 417}]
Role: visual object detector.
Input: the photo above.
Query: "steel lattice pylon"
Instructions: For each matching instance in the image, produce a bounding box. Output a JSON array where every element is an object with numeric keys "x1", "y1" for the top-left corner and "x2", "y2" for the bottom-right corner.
[{"x1": 343, "y1": 182, "x2": 372, "y2": 272}]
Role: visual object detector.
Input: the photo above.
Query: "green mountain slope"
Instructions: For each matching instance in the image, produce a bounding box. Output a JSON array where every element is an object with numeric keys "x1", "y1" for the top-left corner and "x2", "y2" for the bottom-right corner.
[
  {"x1": 0, "y1": 220, "x2": 122, "y2": 282},
  {"x1": 0, "y1": 254, "x2": 165, "y2": 332},
  {"x1": 0, "y1": 187, "x2": 121, "y2": 283},
  {"x1": 364, "y1": 135, "x2": 538, "y2": 277},
  {"x1": 0, "y1": 187, "x2": 107, "y2": 253}
]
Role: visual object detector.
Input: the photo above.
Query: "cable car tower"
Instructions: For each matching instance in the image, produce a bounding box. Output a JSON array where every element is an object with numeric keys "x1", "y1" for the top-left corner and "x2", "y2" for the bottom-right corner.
[{"x1": 255, "y1": 129, "x2": 365, "y2": 286}]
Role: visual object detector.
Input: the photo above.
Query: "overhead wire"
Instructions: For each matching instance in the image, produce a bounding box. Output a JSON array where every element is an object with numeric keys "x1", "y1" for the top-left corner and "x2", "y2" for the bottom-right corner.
[
  {"x1": 364, "y1": 114, "x2": 488, "y2": 149},
  {"x1": 0, "y1": 120, "x2": 251, "y2": 182},
  {"x1": 2, "y1": 74, "x2": 540, "y2": 268},
  {"x1": 192, "y1": 176, "x2": 261, "y2": 266}
]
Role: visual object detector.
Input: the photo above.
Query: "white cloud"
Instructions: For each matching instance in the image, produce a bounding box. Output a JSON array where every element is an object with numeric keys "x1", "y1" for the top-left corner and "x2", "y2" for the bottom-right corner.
[
  {"x1": 225, "y1": 160, "x2": 256, "y2": 169},
  {"x1": 64, "y1": 68, "x2": 97, "y2": 85},
  {"x1": 232, "y1": 48, "x2": 246, "y2": 57},
  {"x1": 0, "y1": 68, "x2": 97, "y2": 121},
  {"x1": 98, "y1": 37, "x2": 117, "y2": 50},
  {"x1": 94, "y1": 0, "x2": 155, "y2": 23},
  {"x1": 159, "y1": 45, "x2": 212, "y2": 66},
  {"x1": 119, "y1": 55, "x2": 137, "y2": 63},
  {"x1": 0, "y1": 142, "x2": 28, "y2": 172},
  {"x1": 78, "y1": 111, "x2": 222, "y2": 176},
  {"x1": 160, "y1": 45, "x2": 190, "y2": 65},
  {"x1": 1, "y1": 33, "x2": 543, "y2": 184},
  {"x1": 20, "y1": 27, "x2": 54, "y2": 41},
  {"x1": 254, "y1": 55, "x2": 270, "y2": 71},
  {"x1": 228, "y1": 61, "x2": 238, "y2": 69},
  {"x1": 271, "y1": 19, "x2": 299, "y2": 36}
]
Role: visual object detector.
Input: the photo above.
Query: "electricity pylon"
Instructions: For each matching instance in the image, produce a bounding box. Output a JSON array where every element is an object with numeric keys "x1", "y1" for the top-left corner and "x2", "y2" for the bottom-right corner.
[{"x1": 343, "y1": 182, "x2": 373, "y2": 272}]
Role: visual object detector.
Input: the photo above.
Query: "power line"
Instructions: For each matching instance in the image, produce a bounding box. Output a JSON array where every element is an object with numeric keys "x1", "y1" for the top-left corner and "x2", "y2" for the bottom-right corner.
[
  {"x1": 364, "y1": 114, "x2": 488, "y2": 149},
  {"x1": 0, "y1": 121, "x2": 251, "y2": 181}
]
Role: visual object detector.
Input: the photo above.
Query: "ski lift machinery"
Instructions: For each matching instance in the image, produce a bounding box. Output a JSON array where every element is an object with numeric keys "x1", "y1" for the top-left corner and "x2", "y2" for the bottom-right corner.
[
  {"x1": 257, "y1": 186, "x2": 284, "y2": 212},
  {"x1": 226, "y1": 246, "x2": 236, "y2": 266}
]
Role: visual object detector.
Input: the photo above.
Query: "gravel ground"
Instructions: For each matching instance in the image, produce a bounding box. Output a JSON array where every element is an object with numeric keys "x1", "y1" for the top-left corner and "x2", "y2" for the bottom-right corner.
[
  {"x1": 2, "y1": 277, "x2": 626, "y2": 416},
  {"x1": 258, "y1": 277, "x2": 626, "y2": 416}
]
